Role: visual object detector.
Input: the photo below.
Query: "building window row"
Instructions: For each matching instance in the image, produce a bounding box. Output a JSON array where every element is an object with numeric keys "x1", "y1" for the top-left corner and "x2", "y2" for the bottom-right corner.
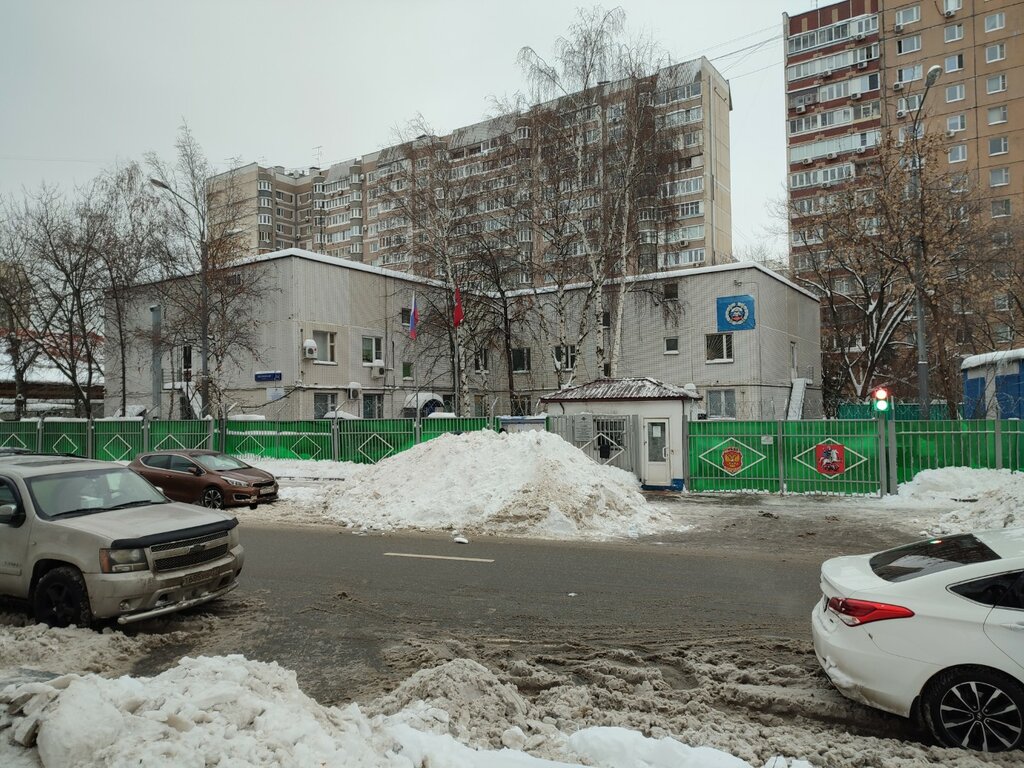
[
  {"x1": 790, "y1": 130, "x2": 879, "y2": 164},
  {"x1": 790, "y1": 162, "x2": 855, "y2": 190},
  {"x1": 786, "y1": 44, "x2": 879, "y2": 83},
  {"x1": 787, "y1": 14, "x2": 878, "y2": 56}
]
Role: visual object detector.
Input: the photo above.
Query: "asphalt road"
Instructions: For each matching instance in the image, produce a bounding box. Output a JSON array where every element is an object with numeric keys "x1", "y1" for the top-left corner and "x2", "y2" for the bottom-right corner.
[{"x1": 134, "y1": 523, "x2": 833, "y2": 705}]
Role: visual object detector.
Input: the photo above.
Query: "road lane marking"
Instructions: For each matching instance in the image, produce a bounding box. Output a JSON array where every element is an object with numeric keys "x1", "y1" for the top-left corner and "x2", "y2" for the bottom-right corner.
[{"x1": 384, "y1": 552, "x2": 494, "y2": 563}]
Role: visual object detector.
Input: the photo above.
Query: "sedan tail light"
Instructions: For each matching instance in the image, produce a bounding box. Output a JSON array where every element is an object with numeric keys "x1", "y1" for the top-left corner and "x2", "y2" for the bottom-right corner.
[{"x1": 827, "y1": 597, "x2": 914, "y2": 626}]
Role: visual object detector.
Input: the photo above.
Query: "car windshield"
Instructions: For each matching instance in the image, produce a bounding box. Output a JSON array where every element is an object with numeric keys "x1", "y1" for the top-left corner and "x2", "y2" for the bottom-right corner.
[
  {"x1": 870, "y1": 534, "x2": 1000, "y2": 582},
  {"x1": 27, "y1": 467, "x2": 166, "y2": 518},
  {"x1": 194, "y1": 454, "x2": 251, "y2": 471}
]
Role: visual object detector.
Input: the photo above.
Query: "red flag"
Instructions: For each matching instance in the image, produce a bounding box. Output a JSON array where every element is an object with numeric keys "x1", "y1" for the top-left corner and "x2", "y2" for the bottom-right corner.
[{"x1": 453, "y1": 286, "x2": 464, "y2": 328}]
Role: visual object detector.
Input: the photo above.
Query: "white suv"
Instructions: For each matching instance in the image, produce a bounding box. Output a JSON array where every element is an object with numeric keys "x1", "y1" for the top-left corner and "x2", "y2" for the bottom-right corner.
[{"x1": 0, "y1": 455, "x2": 244, "y2": 627}]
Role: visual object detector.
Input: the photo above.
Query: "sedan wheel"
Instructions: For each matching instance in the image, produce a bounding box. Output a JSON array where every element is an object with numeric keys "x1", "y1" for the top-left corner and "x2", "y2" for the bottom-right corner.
[
  {"x1": 200, "y1": 487, "x2": 224, "y2": 509},
  {"x1": 924, "y1": 667, "x2": 1024, "y2": 752}
]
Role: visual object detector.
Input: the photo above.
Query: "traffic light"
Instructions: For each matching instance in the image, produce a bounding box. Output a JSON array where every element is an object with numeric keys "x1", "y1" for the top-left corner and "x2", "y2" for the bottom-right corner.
[{"x1": 872, "y1": 386, "x2": 890, "y2": 413}]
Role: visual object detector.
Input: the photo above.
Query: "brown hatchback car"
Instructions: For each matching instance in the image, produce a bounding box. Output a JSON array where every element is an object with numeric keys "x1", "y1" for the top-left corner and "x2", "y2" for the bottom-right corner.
[{"x1": 128, "y1": 451, "x2": 278, "y2": 509}]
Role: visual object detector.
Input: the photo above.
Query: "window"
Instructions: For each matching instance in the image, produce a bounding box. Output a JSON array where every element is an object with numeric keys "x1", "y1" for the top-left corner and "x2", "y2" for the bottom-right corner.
[
  {"x1": 945, "y1": 84, "x2": 965, "y2": 102},
  {"x1": 996, "y1": 324, "x2": 1014, "y2": 343},
  {"x1": 362, "y1": 393, "x2": 383, "y2": 419},
  {"x1": 989, "y1": 136, "x2": 1009, "y2": 156},
  {"x1": 992, "y1": 199, "x2": 1011, "y2": 218},
  {"x1": 896, "y1": 35, "x2": 921, "y2": 55},
  {"x1": 313, "y1": 392, "x2": 337, "y2": 419},
  {"x1": 871, "y1": 534, "x2": 998, "y2": 583},
  {"x1": 952, "y1": 572, "x2": 1024, "y2": 610},
  {"x1": 510, "y1": 395, "x2": 532, "y2": 417},
  {"x1": 898, "y1": 94, "x2": 922, "y2": 112},
  {"x1": 602, "y1": 311, "x2": 611, "y2": 329},
  {"x1": 511, "y1": 348, "x2": 531, "y2": 373},
  {"x1": 985, "y1": 12, "x2": 1006, "y2": 33},
  {"x1": 663, "y1": 282, "x2": 678, "y2": 300},
  {"x1": 943, "y1": 0, "x2": 961, "y2": 12},
  {"x1": 898, "y1": 64, "x2": 923, "y2": 82},
  {"x1": 946, "y1": 114, "x2": 966, "y2": 133},
  {"x1": 401, "y1": 362, "x2": 413, "y2": 380},
  {"x1": 664, "y1": 337, "x2": 679, "y2": 354},
  {"x1": 944, "y1": 54, "x2": 963, "y2": 73},
  {"x1": 987, "y1": 74, "x2": 1007, "y2": 94},
  {"x1": 259, "y1": 197, "x2": 272, "y2": 208},
  {"x1": 473, "y1": 349, "x2": 489, "y2": 372},
  {"x1": 944, "y1": 24, "x2": 963, "y2": 43},
  {"x1": 258, "y1": 180, "x2": 271, "y2": 191},
  {"x1": 361, "y1": 335, "x2": 383, "y2": 363},
  {"x1": 473, "y1": 395, "x2": 487, "y2": 418},
  {"x1": 990, "y1": 168, "x2": 1009, "y2": 187},
  {"x1": 553, "y1": 345, "x2": 577, "y2": 370},
  {"x1": 895, "y1": 5, "x2": 920, "y2": 26},
  {"x1": 706, "y1": 333, "x2": 734, "y2": 362},
  {"x1": 986, "y1": 43, "x2": 1006, "y2": 64},
  {"x1": 312, "y1": 330, "x2": 336, "y2": 363},
  {"x1": 258, "y1": 214, "x2": 272, "y2": 226},
  {"x1": 987, "y1": 105, "x2": 1008, "y2": 126},
  {"x1": 706, "y1": 389, "x2": 736, "y2": 419},
  {"x1": 948, "y1": 144, "x2": 967, "y2": 163},
  {"x1": 400, "y1": 307, "x2": 411, "y2": 326},
  {"x1": 995, "y1": 294, "x2": 1010, "y2": 312}
]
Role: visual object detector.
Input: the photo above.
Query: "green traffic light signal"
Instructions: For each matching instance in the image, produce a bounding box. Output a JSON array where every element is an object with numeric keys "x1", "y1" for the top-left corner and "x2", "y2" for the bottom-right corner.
[{"x1": 874, "y1": 398, "x2": 889, "y2": 412}]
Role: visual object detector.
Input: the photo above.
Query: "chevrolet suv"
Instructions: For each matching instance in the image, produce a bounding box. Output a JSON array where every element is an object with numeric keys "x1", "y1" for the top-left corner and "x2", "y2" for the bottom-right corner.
[{"x1": 0, "y1": 455, "x2": 244, "y2": 627}]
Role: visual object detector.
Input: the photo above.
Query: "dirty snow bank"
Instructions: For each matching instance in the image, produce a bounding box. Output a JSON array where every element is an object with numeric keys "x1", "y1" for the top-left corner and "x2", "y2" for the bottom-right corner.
[
  {"x1": 883, "y1": 467, "x2": 1023, "y2": 534},
  {"x1": 323, "y1": 431, "x2": 668, "y2": 539},
  {"x1": 0, "y1": 654, "x2": 809, "y2": 768}
]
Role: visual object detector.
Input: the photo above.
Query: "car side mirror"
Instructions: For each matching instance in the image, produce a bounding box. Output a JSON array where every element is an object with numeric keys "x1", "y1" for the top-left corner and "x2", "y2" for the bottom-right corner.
[{"x1": 0, "y1": 502, "x2": 24, "y2": 526}]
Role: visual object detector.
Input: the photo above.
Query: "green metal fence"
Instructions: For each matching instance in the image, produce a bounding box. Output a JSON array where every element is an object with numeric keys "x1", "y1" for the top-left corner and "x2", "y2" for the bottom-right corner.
[
  {"x1": 687, "y1": 420, "x2": 781, "y2": 493},
  {"x1": 0, "y1": 417, "x2": 497, "y2": 465}
]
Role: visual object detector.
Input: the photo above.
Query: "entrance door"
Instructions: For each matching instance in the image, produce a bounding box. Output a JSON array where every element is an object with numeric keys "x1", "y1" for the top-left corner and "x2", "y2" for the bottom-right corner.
[{"x1": 642, "y1": 418, "x2": 671, "y2": 487}]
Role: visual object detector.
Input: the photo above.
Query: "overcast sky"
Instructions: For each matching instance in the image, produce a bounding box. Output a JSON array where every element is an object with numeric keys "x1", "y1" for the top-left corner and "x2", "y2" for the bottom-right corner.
[{"x1": 0, "y1": 0, "x2": 824, "y2": 257}]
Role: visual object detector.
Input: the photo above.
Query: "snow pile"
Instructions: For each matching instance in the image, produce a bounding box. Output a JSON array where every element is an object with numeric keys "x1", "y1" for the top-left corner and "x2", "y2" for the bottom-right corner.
[
  {"x1": 242, "y1": 456, "x2": 363, "y2": 481},
  {"x1": 0, "y1": 654, "x2": 809, "y2": 768},
  {"x1": 885, "y1": 467, "x2": 1023, "y2": 534},
  {"x1": 324, "y1": 431, "x2": 667, "y2": 539}
]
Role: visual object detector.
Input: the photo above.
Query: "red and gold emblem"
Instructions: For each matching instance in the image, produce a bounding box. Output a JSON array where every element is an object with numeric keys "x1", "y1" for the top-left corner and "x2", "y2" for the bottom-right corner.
[{"x1": 721, "y1": 447, "x2": 743, "y2": 473}]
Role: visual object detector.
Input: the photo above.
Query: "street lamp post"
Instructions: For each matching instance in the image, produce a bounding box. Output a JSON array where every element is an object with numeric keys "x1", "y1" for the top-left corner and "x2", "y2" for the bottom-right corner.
[
  {"x1": 150, "y1": 177, "x2": 211, "y2": 419},
  {"x1": 909, "y1": 65, "x2": 943, "y2": 421}
]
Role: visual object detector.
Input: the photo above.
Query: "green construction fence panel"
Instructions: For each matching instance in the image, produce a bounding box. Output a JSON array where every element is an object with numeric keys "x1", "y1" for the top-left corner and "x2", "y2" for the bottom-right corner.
[
  {"x1": 92, "y1": 419, "x2": 144, "y2": 462},
  {"x1": 0, "y1": 420, "x2": 40, "y2": 453},
  {"x1": 782, "y1": 420, "x2": 881, "y2": 495},
  {"x1": 41, "y1": 419, "x2": 88, "y2": 457},
  {"x1": 419, "y1": 417, "x2": 496, "y2": 443},
  {"x1": 892, "y1": 420, "x2": 999, "y2": 484},
  {"x1": 338, "y1": 419, "x2": 416, "y2": 464},
  {"x1": 687, "y1": 420, "x2": 781, "y2": 493},
  {"x1": 222, "y1": 420, "x2": 332, "y2": 460},
  {"x1": 150, "y1": 420, "x2": 212, "y2": 452}
]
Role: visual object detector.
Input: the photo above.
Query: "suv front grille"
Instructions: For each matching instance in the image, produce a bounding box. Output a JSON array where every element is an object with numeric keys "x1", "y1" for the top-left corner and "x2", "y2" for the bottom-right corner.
[
  {"x1": 150, "y1": 531, "x2": 231, "y2": 573},
  {"x1": 153, "y1": 544, "x2": 230, "y2": 573}
]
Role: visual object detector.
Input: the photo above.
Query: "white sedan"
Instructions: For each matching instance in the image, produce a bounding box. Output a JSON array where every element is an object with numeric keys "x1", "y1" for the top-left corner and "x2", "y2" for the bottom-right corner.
[{"x1": 812, "y1": 528, "x2": 1024, "y2": 752}]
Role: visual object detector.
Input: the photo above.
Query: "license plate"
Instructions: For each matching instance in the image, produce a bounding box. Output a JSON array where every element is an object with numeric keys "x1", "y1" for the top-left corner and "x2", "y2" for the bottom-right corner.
[
  {"x1": 182, "y1": 569, "x2": 222, "y2": 586},
  {"x1": 259, "y1": 487, "x2": 275, "y2": 495}
]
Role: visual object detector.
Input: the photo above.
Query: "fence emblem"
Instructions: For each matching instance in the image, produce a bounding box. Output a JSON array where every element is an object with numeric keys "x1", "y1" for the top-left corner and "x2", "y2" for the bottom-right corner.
[
  {"x1": 102, "y1": 435, "x2": 134, "y2": 462},
  {"x1": 1, "y1": 435, "x2": 27, "y2": 450},
  {"x1": 699, "y1": 437, "x2": 766, "y2": 477},
  {"x1": 795, "y1": 439, "x2": 866, "y2": 477}
]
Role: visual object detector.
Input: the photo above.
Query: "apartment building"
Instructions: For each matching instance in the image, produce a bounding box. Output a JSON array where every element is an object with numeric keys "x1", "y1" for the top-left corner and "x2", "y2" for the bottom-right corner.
[{"x1": 211, "y1": 58, "x2": 733, "y2": 281}]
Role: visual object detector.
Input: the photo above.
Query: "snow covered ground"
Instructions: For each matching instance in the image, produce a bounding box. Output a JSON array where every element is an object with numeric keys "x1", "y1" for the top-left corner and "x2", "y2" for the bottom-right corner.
[{"x1": 2, "y1": 438, "x2": 1022, "y2": 766}]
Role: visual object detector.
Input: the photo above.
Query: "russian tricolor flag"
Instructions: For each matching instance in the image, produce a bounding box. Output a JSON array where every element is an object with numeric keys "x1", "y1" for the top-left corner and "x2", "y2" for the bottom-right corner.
[{"x1": 409, "y1": 294, "x2": 419, "y2": 340}]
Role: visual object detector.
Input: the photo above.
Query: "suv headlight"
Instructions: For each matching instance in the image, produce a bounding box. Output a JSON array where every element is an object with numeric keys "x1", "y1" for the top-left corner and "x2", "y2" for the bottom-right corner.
[
  {"x1": 100, "y1": 548, "x2": 148, "y2": 573},
  {"x1": 223, "y1": 477, "x2": 248, "y2": 488}
]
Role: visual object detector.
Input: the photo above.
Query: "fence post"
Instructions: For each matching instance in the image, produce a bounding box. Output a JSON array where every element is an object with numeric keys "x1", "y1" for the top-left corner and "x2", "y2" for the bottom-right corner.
[
  {"x1": 776, "y1": 420, "x2": 786, "y2": 495},
  {"x1": 887, "y1": 419, "x2": 897, "y2": 496},
  {"x1": 36, "y1": 419, "x2": 43, "y2": 454},
  {"x1": 995, "y1": 418, "x2": 1003, "y2": 470},
  {"x1": 876, "y1": 417, "x2": 886, "y2": 498},
  {"x1": 681, "y1": 416, "x2": 690, "y2": 491},
  {"x1": 207, "y1": 418, "x2": 216, "y2": 452},
  {"x1": 331, "y1": 418, "x2": 340, "y2": 462},
  {"x1": 86, "y1": 419, "x2": 94, "y2": 459}
]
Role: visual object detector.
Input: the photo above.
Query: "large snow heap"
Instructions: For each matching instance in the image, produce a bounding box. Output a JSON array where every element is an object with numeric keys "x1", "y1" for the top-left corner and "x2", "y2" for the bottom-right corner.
[{"x1": 325, "y1": 430, "x2": 668, "y2": 539}]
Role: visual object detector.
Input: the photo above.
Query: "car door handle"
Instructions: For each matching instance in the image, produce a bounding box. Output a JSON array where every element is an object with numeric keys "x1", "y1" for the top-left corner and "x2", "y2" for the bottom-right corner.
[{"x1": 999, "y1": 622, "x2": 1024, "y2": 631}]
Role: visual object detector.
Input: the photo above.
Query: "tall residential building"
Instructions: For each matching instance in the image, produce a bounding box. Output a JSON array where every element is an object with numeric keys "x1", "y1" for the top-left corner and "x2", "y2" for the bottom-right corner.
[
  {"x1": 211, "y1": 58, "x2": 733, "y2": 280},
  {"x1": 785, "y1": 1, "x2": 1021, "y2": 238}
]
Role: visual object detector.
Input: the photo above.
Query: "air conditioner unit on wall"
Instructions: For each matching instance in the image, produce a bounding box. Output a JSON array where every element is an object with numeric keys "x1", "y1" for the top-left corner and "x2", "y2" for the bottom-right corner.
[
  {"x1": 302, "y1": 339, "x2": 318, "y2": 359},
  {"x1": 894, "y1": 22, "x2": 904, "y2": 32},
  {"x1": 851, "y1": 91, "x2": 862, "y2": 100},
  {"x1": 855, "y1": 32, "x2": 866, "y2": 41},
  {"x1": 802, "y1": 157, "x2": 814, "y2": 165},
  {"x1": 896, "y1": 109, "x2": 907, "y2": 118},
  {"x1": 856, "y1": 146, "x2": 867, "y2": 154},
  {"x1": 944, "y1": 9, "x2": 955, "y2": 18},
  {"x1": 893, "y1": 82, "x2": 904, "y2": 91},
  {"x1": 857, "y1": 61, "x2": 868, "y2": 70},
  {"x1": 826, "y1": 152, "x2": 838, "y2": 160},
  {"x1": 823, "y1": 69, "x2": 834, "y2": 78},
  {"x1": 796, "y1": 105, "x2": 807, "y2": 114},
  {"x1": 371, "y1": 362, "x2": 385, "y2": 378}
]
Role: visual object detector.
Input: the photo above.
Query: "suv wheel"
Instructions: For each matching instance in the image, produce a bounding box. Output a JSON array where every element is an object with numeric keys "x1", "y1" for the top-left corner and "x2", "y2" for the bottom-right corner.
[
  {"x1": 200, "y1": 487, "x2": 224, "y2": 508},
  {"x1": 922, "y1": 666, "x2": 1024, "y2": 751},
  {"x1": 34, "y1": 567, "x2": 94, "y2": 628}
]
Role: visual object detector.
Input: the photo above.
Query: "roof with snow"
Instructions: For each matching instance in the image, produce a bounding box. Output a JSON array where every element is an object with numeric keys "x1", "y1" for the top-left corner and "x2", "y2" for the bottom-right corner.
[
  {"x1": 961, "y1": 348, "x2": 1024, "y2": 370},
  {"x1": 540, "y1": 377, "x2": 701, "y2": 402}
]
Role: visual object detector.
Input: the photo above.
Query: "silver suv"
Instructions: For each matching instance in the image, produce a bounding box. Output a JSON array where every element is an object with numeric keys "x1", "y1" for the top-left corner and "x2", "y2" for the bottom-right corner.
[{"x1": 0, "y1": 455, "x2": 244, "y2": 627}]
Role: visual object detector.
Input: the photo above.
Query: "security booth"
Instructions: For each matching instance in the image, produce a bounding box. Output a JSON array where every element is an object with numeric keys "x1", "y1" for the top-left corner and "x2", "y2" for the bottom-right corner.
[{"x1": 542, "y1": 377, "x2": 702, "y2": 491}]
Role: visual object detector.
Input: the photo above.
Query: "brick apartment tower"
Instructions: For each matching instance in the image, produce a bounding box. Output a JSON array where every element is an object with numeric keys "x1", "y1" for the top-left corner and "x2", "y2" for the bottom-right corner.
[
  {"x1": 784, "y1": 0, "x2": 1023, "y2": 343},
  {"x1": 210, "y1": 58, "x2": 733, "y2": 281}
]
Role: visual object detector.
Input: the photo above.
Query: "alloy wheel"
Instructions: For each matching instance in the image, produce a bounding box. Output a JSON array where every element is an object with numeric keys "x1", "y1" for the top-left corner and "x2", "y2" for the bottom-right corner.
[{"x1": 939, "y1": 680, "x2": 1023, "y2": 751}]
